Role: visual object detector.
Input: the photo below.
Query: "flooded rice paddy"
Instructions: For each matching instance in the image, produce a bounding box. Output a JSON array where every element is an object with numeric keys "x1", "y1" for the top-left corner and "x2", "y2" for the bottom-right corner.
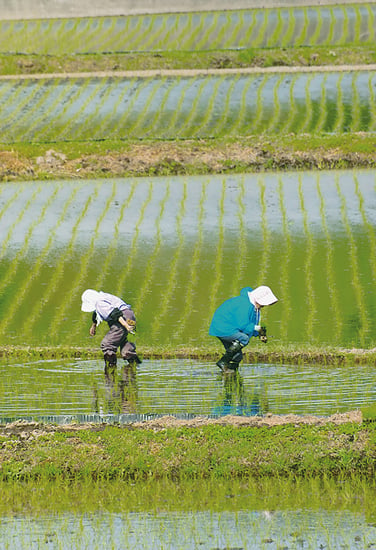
[
  {"x1": 0, "y1": 170, "x2": 375, "y2": 349},
  {"x1": 2, "y1": 70, "x2": 376, "y2": 142},
  {"x1": 1, "y1": 477, "x2": 376, "y2": 549},
  {"x1": 0, "y1": 4, "x2": 374, "y2": 54},
  {"x1": 0, "y1": 357, "x2": 374, "y2": 421},
  {"x1": 2, "y1": 507, "x2": 376, "y2": 549}
]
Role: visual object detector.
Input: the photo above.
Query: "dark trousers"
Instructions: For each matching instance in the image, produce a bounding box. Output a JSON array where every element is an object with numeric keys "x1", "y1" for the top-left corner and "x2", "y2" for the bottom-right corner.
[
  {"x1": 101, "y1": 324, "x2": 136, "y2": 360},
  {"x1": 101, "y1": 310, "x2": 137, "y2": 361}
]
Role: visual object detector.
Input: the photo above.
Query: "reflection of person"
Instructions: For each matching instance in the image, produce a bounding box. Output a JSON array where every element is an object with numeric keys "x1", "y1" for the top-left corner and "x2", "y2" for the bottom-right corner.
[
  {"x1": 81, "y1": 289, "x2": 141, "y2": 371},
  {"x1": 105, "y1": 363, "x2": 138, "y2": 414},
  {"x1": 92, "y1": 363, "x2": 138, "y2": 414},
  {"x1": 212, "y1": 371, "x2": 265, "y2": 417},
  {"x1": 209, "y1": 286, "x2": 278, "y2": 373}
]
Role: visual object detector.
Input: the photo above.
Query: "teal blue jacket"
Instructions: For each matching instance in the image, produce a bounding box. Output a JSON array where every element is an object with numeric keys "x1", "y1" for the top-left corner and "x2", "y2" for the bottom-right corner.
[{"x1": 209, "y1": 287, "x2": 260, "y2": 338}]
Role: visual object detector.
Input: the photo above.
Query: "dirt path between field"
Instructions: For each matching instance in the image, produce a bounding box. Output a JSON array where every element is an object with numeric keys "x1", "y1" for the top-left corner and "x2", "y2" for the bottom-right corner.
[
  {"x1": 2, "y1": 137, "x2": 375, "y2": 181},
  {"x1": 1, "y1": 64, "x2": 375, "y2": 80}
]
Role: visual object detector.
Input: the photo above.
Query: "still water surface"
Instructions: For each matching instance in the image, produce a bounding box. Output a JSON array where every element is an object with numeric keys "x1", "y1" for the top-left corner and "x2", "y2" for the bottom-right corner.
[
  {"x1": 0, "y1": 358, "x2": 374, "y2": 421},
  {"x1": 2, "y1": 509, "x2": 375, "y2": 549},
  {"x1": 1, "y1": 478, "x2": 376, "y2": 549}
]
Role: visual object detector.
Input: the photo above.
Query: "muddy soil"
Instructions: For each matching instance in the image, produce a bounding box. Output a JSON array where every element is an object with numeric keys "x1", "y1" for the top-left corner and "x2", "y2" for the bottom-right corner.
[{"x1": 1, "y1": 141, "x2": 376, "y2": 181}]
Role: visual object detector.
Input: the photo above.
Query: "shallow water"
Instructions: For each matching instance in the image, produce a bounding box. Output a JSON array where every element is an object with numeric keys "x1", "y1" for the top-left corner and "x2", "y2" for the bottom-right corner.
[
  {"x1": 0, "y1": 5, "x2": 374, "y2": 54},
  {"x1": 0, "y1": 358, "x2": 374, "y2": 421},
  {"x1": 1, "y1": 478, "x2": 376, "y2": 549},
  {"x1": 2, "y1": 509, "x2": 375, "y2": 549},
  {"x1": 1, "y1": 71, "x2": 376, "y2": 142}
]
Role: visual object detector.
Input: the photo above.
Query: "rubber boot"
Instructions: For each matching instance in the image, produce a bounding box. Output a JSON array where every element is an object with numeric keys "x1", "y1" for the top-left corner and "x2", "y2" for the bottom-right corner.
[
  {"x1": 104, "y1": 352, "x2": 117, "y2": 375},
  {"x1": 124, "y1": 351, "x2": 142, "y2": 365},
  {"x1": 216, "y1": 340, "x2": 243, "y2": 371},
  {"x1": 228, "y1": 361, "x2": 240, "y2": 371}
]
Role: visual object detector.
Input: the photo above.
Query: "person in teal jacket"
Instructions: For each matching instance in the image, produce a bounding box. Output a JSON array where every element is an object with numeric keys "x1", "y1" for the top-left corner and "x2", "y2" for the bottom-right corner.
[{"x1": 209, "y1": 286, "x2": 278, "y2": 372}]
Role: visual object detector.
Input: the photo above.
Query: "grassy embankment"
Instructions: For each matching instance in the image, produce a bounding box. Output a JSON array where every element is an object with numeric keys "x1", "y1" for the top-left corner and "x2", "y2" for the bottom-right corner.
[
  {"x1": 1, "y1": 342, "x2": 376, "y2": 365},
  {"x1": 1, "y1": 415, "x2": 376, "y2": 481}
]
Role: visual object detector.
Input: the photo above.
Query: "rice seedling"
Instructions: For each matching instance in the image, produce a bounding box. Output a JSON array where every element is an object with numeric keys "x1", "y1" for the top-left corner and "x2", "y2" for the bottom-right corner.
[
  {"x1": 151, "y1": 181, "x2": 187, "y2": 340},
  {"x1": 277, "y1": 178, "x2": 292, "y2": 342},
  {"x1": 113, "y1": 181, "x2": 153, "y2": 299},
  {"x1": 335, "y1": 174, "x2": 369, "y2": 347},
  {"x1": 10, "y1": 183, "x2": 100, "y2": 343},
  {"x1": 298, "y1": 175, "x2": 317, "y2": 342},
  {"x1": 247, "y1": 73, "x2": 269, "y2": 135},
  {"x1": 298, "y1": 73, "x2": 315, "y2": 134},
  {"x1": 34, "y1": 77, "x2": 89, "y2": 142},
  {"x1": 1, "y1": 69, "x2": 376, "y2": 142},
  {"x1": 204, "y1": 181, "x2": 225, "y2": 331},
  {"x1": 1, "y1": 5, "x2": 376, "y2": 57},
  {"x1": 195, "y1": 11, "x2": 221, "y2": 51},
  {"x1": 172, "y1": 182, "x2": 206, "y2": 344},
  {"x1": 127, "y1": 78, "x2": 167, "y2": 138},
  {"x1": 279, "y1": 74, "x2": 299, "y2": 135},
  {"x1": 131, "y1": 182, "x2": 171, "y2": 322},
  {"x1": 266, "y1": 75, "x2": 283, "y2": 134},
  {"x1": 316, "y1": 177, "x2": 342, "y2": 345},
  {"x1": 51, "y1": 183, "x2": 117, "y2": 338},
  {"x1": 354, "y1": 175, "x2": 376, "y2": 291},
  {"x1": 0, "y1": 169, "x2": 375, "y2": 349}
]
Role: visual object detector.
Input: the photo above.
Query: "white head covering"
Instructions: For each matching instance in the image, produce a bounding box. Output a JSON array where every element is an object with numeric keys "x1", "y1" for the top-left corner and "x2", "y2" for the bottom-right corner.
[
  {"x1": 248, "y1": 286, "x2": 278, "y2": 306},
  {"x1": 81, "y1": 289, "x2": 101, "y2": 312}
]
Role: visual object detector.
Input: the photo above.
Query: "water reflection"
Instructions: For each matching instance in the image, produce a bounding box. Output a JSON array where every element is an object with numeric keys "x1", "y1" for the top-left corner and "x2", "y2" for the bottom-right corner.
[
  {"x1": 1, "y1": 508, "x2": 376, "y2": 549},
  {"x1": 212, "y1": 372, "x2": 267, "y2": 417},
  {"x1": 0, "y1": 358, "x2": 375, "y2": 421},
  {"x1": 93, "y1": 364, "x2": 138, "y2": 414}
]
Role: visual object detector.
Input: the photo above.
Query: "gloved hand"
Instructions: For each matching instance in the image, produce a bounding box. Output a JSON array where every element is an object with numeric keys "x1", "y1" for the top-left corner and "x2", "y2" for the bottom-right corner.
[
  {"x1": 124, "y1": 319, "x2": 136, "y2": 334},
  {"x1": 258, "y1": 325, "x2": 267, "y2": 343}
]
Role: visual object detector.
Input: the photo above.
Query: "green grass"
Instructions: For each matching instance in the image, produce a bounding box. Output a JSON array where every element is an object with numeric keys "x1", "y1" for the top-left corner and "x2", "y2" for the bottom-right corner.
[
  {"x1": 0, "y1": 420, "x2": 375, "y2": 481},
  {"x1": 0, "y1": 343, "x2": 375, "y2": 365},
  {"x1": 0, "y1": 45, "x2": 375, "y2": 77},
  {"x1": 1, "y1": 133, "x2": 376, "y2": 182}
]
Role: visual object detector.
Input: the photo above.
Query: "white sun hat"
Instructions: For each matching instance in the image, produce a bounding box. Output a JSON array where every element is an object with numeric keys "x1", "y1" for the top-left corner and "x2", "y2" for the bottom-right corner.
[
  {"x1": 81, "y1": 289, "x2": 101, "y2": 312},
  {"x1": 248, "y1": 286, "x2": 278, "y2": 306}
]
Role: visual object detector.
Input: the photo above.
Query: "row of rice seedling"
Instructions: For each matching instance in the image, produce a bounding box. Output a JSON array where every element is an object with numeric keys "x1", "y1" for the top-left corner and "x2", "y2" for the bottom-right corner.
[
  {"x1": 335, "y1": 175, "x2": 369, "y2": 348},
  {"x1": 298, "y1": 176, "x2": 316, "y2": 341},
  {"x1": 316, "y1": 178, "x2": 343, "y2": 344},
  {"x1": 151, "y1": 182, "x2": 187, "y2": 341},
  {"x1": 0, "y1": 4, "x2": 374, "y2": 54},
  {"x1": 51, "y1": 183, "x2": 119, "y2": 339},
  {"x1": 172, "y1": 182, "x2": 207, "y2": 344},
  {"x1": 1, "y1": 70, "x2": 376, "y2": 143},
  {"x1": 277, "y1": 178, "x2": 293, "y2": 343},
  {"x1": 3, "y1": 183, "x2": 104, "y2": 343},
  {"x1": 0, "y1": 171, "x2": 375, "y2": 350}
]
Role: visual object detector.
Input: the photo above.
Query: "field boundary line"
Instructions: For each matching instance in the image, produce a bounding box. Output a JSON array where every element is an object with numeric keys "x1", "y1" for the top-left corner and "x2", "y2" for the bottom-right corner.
[{"x1": 2, "y1": 64, "x2": 376, "y2": 81}]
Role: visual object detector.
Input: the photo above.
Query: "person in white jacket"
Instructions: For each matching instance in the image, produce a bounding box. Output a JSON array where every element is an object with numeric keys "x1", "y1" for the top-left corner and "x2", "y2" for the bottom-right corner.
[{"x1": 81, "y1": 289, "x2": 141, "y2": 371}]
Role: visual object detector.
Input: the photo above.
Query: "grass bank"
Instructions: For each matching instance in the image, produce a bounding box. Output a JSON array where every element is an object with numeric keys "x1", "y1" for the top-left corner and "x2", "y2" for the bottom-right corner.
[
  {"x1": 2, "y1": 46, "x2": 376, "y2": 76},
  {"x1": 1, "y1": 133, "x2": 376, "y2": 181},
  {"x1": 1, "y1": 343, "x2": 376, "y2": 365},
  {"x1": 0, "y1": 416, "x2": 375, "y2": 481}
]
